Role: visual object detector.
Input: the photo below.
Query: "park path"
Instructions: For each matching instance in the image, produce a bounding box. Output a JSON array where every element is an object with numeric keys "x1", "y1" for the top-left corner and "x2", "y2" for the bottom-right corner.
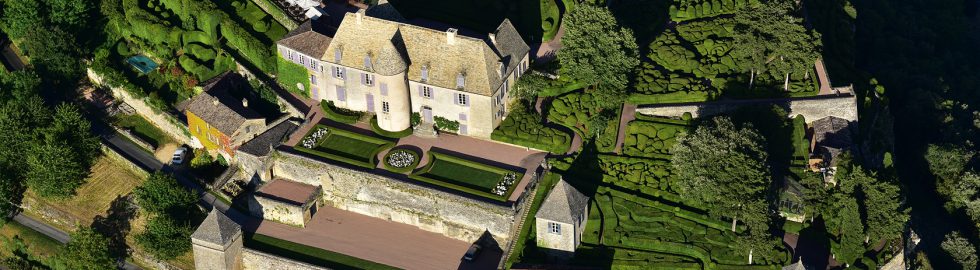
[
  {"x1": 613, "y1": 103, "x2": 637, "y2": 154},
  {"x1": 815, "y1": 59, "x2": 834, "y2": 95}
]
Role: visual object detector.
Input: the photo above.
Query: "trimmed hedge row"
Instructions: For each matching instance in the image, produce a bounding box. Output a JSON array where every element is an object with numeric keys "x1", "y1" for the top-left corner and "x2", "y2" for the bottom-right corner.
[
  {"x1": 491, "y1": 103, "x2": 571, "y2": 154},
  {"x1": 221, "y1": 19, "x2": 276, "y2": 73},
  {"x1": 370, "y1": 117, "x2": 413, "y2": 139},
  {"x1": 623, "y1": 120, "x2": 688, "y2": 156},
  {"x1": 669, "y1": 0, "x2": 759, "y2": 22},
  {"x1": 409, "y1": 151, "x2": 522, "y2": 202},
  {"x1": 320, "y1": 100, "x2": 363, "y2": 124},
  {"x1": 547, "y1": 91, "x2": 606, "y2": 135}
]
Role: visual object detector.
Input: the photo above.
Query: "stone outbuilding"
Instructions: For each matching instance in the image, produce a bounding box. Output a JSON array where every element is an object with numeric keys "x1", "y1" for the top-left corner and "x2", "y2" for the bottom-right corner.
[
  {"x1": 248, "y1": 178, "x2": 323, "y2": 227},
  {"x1": 809, "y1": 116, "x2": 854, "y2": 184},
  {"x1": 192, "y1": 209, "x2": 243, "y2": 270},
  {"x1": 535, "y1": 179, "x2": 590, "y2": 258}
]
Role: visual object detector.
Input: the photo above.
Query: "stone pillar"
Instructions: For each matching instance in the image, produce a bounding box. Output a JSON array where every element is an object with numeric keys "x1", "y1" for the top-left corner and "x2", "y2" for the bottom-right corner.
[{"x1": 192, "y1": 209, "x2": 244, "y2": 270}]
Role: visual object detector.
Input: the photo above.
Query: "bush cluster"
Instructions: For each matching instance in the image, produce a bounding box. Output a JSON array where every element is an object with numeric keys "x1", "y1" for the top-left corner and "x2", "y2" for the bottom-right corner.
[
  {"x1": 547, "y1": 92, "x2": 607, "y2": 136},
  {"x1": 622, "y1": 120, "x2": 687, "y2": 156},
  {"x1": 434, "y1": 116, "x2": 460, "y2": 133},
  {"x1": 669, "y1": 0, "x2": 757, "y2": 22},
  {"x1": 320, "y1": 100, "x2": 363, "y2": 124},
  {"x1": 491, "y1": 104, "x2": 571, "y2": 154}
]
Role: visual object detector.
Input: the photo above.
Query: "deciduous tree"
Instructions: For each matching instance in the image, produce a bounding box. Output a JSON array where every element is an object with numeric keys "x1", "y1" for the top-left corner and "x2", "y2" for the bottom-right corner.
[
  {"x1": 134, "y1": 173, "x2": 198, "y2": 217},
  {"x1": 61, "y1": 228, "x2": 116, "y2": 270},
  {"x1": 135, "y1": 215, "x2": 193, "y2": 259},
  {"x1": 558, "y1": 5, "x2": 639, "y2": 107},
  {"x1": 731, "y1": 0, "x2": 821, "y2": 88},
  {"x1": 942, "y1": 231, "x2": 978, "y2": 270}
]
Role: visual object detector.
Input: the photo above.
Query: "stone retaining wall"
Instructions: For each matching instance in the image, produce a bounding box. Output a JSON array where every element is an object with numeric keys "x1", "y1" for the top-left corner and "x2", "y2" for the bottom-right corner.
[
  {"x1": 266, "y1": 150, "x2": 519, "y2": 244},
  {"x1": 636, "y1": 94, "x2": 859, "y2": 122},
  {"x1": 113, "y1": 126, "x2": 157, "y2": 152},
  {"x1": 243, "y1": 249, "x2": 329, "y2": 270},
  {"x1": 87, "y1": 69, "x2": 194, "y2": 147},
  {"x1": 248, "y1": 196, "x2": 308, "y2": 227}
]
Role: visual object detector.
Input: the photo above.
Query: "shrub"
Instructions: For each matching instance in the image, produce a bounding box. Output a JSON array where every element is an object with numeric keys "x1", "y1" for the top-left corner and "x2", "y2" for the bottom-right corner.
[
  {"x1": 220, "y1": 18, "x2": 276, "y2": 73},
  {"x1": 434, "y1": 116, "x2": 459, "y2": 133},
  {"x1": 320, "y1": 100, "x2": 363, "y2": 124},
  {"x1": 136, "y1": 215, "x2": 193, "y2": 259},
  {"x1": 371, "y1": 116, "x2": 412, "y2": 138},
  {"x1": 185, "y1": 43, "x2": 216, "y2": 61},
  {"x1": 491, "y1": 103, "x2": 571, "y2": 154}
]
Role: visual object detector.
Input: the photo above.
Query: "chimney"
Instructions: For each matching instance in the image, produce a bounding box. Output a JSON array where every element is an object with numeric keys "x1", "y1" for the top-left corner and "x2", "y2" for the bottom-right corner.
[
  {"x1": 242, "y1": 98, "x2": 249, "y2": 108},
  {"x1": 447, "y1": 28, "x2": 458, "y2": 45},
  {"x1": 356, "y1": 9, "x2": 364, "y2": 25},
  {"x1": 489, "y1": 33, "x2": 497, "y2": 45}
]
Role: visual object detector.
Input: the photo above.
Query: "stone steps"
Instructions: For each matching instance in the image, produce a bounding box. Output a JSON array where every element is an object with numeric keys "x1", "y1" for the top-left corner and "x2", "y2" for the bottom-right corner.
[{"x1": 413, "y1": 122, "x2": 438, "y2": 138}]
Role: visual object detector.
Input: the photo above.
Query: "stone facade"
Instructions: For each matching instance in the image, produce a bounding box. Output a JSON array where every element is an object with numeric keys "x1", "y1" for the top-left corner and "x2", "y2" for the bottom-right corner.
[
  {"x1": 636, "y1": 94, "x2": 859, "y2": 122},
  {"x1": 535, "y1": 219, "x2": 581, "y2": 254},
  {"x1": 267, "y1": 150, "x2": 520, "y2": 244},
  {"x1": 192, "y1": 236, "x2": 243, "y2": 270},
  {"x1": 242, "y1": 249, "x2": 328, "y2": 270}
]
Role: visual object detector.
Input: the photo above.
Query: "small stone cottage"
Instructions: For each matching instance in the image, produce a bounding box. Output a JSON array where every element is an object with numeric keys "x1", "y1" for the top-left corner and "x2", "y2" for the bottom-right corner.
[{"x1": 535, "y1": 179, "x2": 590, "y2": 258}]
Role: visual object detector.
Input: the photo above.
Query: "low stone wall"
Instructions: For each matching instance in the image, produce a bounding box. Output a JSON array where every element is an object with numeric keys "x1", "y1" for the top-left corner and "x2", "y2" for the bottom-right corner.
[
  {"x1": 248, "y1": 195, "x2": 307, "y2": 227},
  {"x1": 268, "y1": 150, "x2": 519, "y2": 244},
  {"x1": 243, "y1": 249, "x2": 329, "y2": 270},
  {"x1": 113, "y1": 126, "x2": 156, "y2": 152},
  {"x1": 87, "y1": 69, "x2": 194, "y2": 147},
  {"x1": 101, "y1": 144, "x2": 151, "y2": 179},
  {"x1": 636, "y1": 94, "x2": 859, "y2": 122}
]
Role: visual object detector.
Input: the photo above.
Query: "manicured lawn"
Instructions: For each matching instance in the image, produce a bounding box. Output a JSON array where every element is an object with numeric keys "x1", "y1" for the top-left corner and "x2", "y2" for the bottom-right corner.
[
  {"x1": 295, "y1": 125, "x2": 393, "y2": 169},
  {"x1": 244, "y1": 234, "x2": 399, "y2": 270},
  {"x1": 114, "y1": 114, "x2": 173, "y2": 148},
  {"x1": 411, "y1": 152, "x2": 523, "y2": 202}
]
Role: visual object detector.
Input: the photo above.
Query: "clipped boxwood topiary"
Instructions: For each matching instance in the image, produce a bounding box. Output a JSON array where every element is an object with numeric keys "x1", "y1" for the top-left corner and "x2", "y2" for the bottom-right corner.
[{"x1": 383, "y1": 148, "x2": 420, "y2": 174}]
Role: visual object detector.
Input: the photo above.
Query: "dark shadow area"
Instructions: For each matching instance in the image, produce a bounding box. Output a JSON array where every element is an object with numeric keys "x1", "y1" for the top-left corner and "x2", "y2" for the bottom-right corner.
[
  {"x1": 794, "y1": 217, "x2": 831, "y2": 270},
  {"x1": 803, "y1": 0, "x2": 857, "y2": 87},
  {"x1": 609, "y1": 0, "x2": 671, "y2": 54},
  {"x1": 456, "y1": 230, "x2": 504, "y2": 270},
  {"x1": 91, "y1": 195, "x2": 138, "y2": 260},
  {"x1": 389, "y1": 0, "x2": 543, "y2": 42}
]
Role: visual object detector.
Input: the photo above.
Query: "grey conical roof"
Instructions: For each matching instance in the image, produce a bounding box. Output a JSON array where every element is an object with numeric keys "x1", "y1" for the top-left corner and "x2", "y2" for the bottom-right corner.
[
  {"x1": 373, "y1": 39, "x2": 408, "y2": 76},
  {"x1": 192, "y1": 209, "x2": 242, "y2": 246},
  {"x1": 535, "y1": 179, "x2": 590, "y2": 224}
]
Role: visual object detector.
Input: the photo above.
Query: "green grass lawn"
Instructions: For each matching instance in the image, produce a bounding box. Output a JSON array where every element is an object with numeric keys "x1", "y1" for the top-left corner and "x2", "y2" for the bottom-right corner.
[
  {"x1": 0, "y1": 221, "x2": 66, "y2": 268},
  {"x1": 411, "y1": 152, "x2": 522, "y2": 202},
  {"x1": 295, "y1": 125, "x2": 393, "y2": 169},
  {"x1": 244, "y1": 234, "x2": 398, "y2": 270},
  {"x1": 114, "y1": 114, "x2": 172, "y2": 148}
]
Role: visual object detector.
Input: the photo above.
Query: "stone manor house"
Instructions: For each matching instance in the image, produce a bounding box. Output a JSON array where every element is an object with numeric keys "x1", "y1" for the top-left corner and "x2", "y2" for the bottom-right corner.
[{"x1": 277, "y1": 9, "x2": 531, "y2": 138}]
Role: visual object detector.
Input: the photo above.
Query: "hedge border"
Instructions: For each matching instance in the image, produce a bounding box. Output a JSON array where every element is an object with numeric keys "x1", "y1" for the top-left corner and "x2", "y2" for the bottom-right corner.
[
  {"x1": 294, "y1": 125, "x2": 393, "y2": 169},
  {"x1": 409, "y1": 151, "x2": 522, "y2": 202},
  {"x1": 320, "y1": 101, "x2": 364, "y2": 124},
  {"x1": 381, "y1": 148, "x2": 421, "y2": 174},
  {"x1": 370, "y1": 116, "x2": 413, "y2": 138}
]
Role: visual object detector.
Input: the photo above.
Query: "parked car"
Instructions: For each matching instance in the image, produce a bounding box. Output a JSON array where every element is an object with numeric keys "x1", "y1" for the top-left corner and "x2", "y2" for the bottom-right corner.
[
  {"x1": 172, "y1": 147, "x2": 188, "y2": 165},
  {"x1": 463, "y1": 243, "x2": 482, "y2": 261}
]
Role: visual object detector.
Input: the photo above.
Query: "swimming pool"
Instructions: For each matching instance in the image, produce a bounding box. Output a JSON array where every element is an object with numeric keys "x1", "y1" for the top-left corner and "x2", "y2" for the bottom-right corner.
[{"x1": 126, "y1": 55, "x2": 159, "y2": 74}]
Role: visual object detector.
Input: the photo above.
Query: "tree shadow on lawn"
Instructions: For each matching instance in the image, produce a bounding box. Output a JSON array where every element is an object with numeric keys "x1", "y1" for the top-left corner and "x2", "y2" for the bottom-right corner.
[{"x1": 91, "y1": 195, "x2": 138, "y2": 260}]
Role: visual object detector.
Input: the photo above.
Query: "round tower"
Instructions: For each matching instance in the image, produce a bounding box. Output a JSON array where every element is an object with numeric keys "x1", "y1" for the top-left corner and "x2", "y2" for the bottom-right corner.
[{"x1": 373, "y1": 41, "x2": 411, "y2": 132}]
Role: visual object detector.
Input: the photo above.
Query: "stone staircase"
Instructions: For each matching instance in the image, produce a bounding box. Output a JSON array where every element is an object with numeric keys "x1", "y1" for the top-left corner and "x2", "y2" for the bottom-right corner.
[
  {"x1": 497, "y1": 173, "x2": 543, "y2": 269},
  {"x1": 413, "y1": 122, "x2": 438, "y2": 138}
]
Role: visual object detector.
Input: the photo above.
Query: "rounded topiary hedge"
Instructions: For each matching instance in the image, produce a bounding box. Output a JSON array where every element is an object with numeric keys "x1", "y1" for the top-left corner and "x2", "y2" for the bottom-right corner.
[{"x1": 383, "y1": 148, "x2": 420, "y2": 174}]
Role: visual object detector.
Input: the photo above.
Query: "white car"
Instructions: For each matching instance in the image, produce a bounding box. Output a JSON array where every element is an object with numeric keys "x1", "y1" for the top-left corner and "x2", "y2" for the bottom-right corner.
[{"x1": 172, "y1": 147, "x2": 188, "y2": 165}]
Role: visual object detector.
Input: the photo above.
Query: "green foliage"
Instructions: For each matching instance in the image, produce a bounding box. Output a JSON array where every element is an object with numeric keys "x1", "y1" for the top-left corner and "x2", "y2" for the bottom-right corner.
[
  {"x1": 829, "y1": 195, "x2": 865, "y2": 265},
  {"x1": 295, "y1": 125, "x2": 393, "y2": 169},
  {"x1": 185, "y1": 43, "x2": 217, "y2": 61},
  {"x1": 669, "y1": 0, "x2": 756, "y2": 21},
  {"x1": 926, "y1": 144, "x2": 974, "y2": 193},
  {"x1": 547, "y1": 91, "x2": 611, "y2": 136},
  {"x1": 136, "y1": 215, "x2": 193, "y2": 259},
  {"x1": 559, "y1": 5, "x2": 639, "y2": 106},
  {"x1": 731, "y1": 1, "x2": 821, "y2": 78},
  {"x1": 491, "y1": 103, "x2": 571, "y2": 154},
  {"x1": 220, "y1": 19, "x2": 276, "y2": 73},
  {"x1": 861, "y1": 176, "x2": 908, "y2": 243},
  {"x1": 941, "y1": 231, "x2": 978, "y2": 270},
  {"x1": 25, "y1": 142, "x2": 89, "y2": 199},
  {"x1": 410, "y1": 152, "x2": 522, "y2": 202},
  {"x1": 191, "y1": 151, "x2": 215, "y2": 169},
  {"x1": 277, "y1": 56, "x2": 310, "y2": 96},
  {"x1": 382, "y1": 148, "x2": 421, "y2": 174},
  {"x1": 0, "y1": 0, "x2": 42, "y2": 39},
  {"x1": 623, "y1": 119, "x2": 688, "y2": 156},
  {"x1": 134, "y1": 172, "x2": 199, "y2": 217},
  {"x1": 433, "y1": 116, "x2": 460, "y2": 133},
  {"x1": 647, "y1": 32, "x2": 700, "y2": 74},
  {"x1": 61, "y1": 228, "x2": 116, "y2": 270},
  {"x1": 320, "y1": 101, "x2": 363, "y2": 124},
  {"x1": 370, "y1": 117, "x2": 413, "y2": 139}
]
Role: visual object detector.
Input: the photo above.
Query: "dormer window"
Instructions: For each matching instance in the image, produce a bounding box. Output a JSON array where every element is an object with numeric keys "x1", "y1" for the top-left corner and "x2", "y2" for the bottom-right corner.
[
  {"x1": 364, "y1": 54, "x2": 372, "y2": 70},
  {"x1": 421, "y1": 65, "x2": 429, "y2": 82},
  {"x1": 334, "y1": 48, "x2": 342, "y2": 62},
  {"x1": 499, "y1": 62, "x2": 506, "y2": 78},
  {"x1": 456, "y1": 73, "x2": 465, "y2": 89}
]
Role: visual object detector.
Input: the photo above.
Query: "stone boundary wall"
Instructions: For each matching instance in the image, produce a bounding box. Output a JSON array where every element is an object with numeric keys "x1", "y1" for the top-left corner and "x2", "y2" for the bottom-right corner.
[
  {"x1": 100, "y1": 144, "x2": 152, "y2": 178},
  {"x1": 112, "y1": 126, "x2": 157, "y2": 152},
  {"x1": 248, "y1": 195, "x2": 307, "y2": 227},
  {"x1": 268, "y1": 150, "x2": 519, "y2": 244},
  {"x1": 636, "y1": 94, "x2": 859, "y2": 122},
  {"x1": 243, "y1": 248, "x2": 329, "y2": 270},
  {"x1": 87, "y1": 69, "x2": 194, "y2": 147}
]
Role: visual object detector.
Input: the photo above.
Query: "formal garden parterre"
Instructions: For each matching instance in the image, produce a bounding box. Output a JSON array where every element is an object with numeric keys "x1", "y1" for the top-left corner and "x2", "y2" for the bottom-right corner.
[{"x1": 410, "y1": 151, "x2": 524, "y2": 202}]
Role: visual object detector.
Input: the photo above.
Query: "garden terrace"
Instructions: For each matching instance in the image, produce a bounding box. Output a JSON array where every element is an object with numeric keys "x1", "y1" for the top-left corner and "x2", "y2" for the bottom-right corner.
[
  {"x1": 294, "y1": 124, "x2": 394, "y2": 169},
  {"x1": 410, "y1": 151, "x2": 525, "y2": 202}
]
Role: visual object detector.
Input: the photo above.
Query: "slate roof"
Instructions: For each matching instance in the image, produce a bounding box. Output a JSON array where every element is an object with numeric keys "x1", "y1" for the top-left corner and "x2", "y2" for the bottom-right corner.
[
  {"x1": 238, "y1": 120, "x2": 300, "y2": 156},
  {"x1": 323, "y1": 11, "x2": 529, "y2": 96},
  {"x1": 277, "y1": 19, "x2": 335, "y2": 57},
  {"x1": 185, "y1": 73, "x2": 263, "y2": 135},
  {"x1": 811, "y1": 116, "x2": 853, "y2": 166},
  {"x1": 191, "y1": 209, "x2": 241, "y2": 246},
  {"x1": 536, "y1": 179, "x2": 590, "y2": 224}
]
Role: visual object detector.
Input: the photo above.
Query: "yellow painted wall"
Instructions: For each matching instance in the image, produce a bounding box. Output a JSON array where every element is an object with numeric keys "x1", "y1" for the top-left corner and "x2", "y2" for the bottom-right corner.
[{"x1": 186, "y1": 111, "x2": 232, "y2": 154}]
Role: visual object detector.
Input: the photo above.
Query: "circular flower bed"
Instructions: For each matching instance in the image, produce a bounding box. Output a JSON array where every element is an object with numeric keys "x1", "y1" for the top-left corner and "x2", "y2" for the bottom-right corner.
[{"x1": 383, "y1": 148, "x2": 420, "y2": 174}]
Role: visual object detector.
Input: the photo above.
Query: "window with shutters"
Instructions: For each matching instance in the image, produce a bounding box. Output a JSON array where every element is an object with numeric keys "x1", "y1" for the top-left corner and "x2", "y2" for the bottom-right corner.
[
  {"x1": 300, "y1": 56, "x2": 306, "y2": 66},
  {"x1": 380, "y1": 83, "x2": 388, "y2": 96},
  {"x1": 422, "y1": 86, "x2": 433, "y2": 99},
  {"x1": 310, "y1": 74, "x2": 317, "y2": 84},
  {"x1": 311, "y1": 60, "x2": 317, "y2": 70},
  {"x1": 364, "y1": 55, "x2": 372, "y2": 69},
  {"x1": 334, "y1": 49, "x2": 342, "y2": 62},
  {"x1": 382, "y1": 101, "x2": 390, "y2": 113},
  {"x1": 456, "y1": 73, "x2": 465, "y2": 89},
  {"x1": 336, "y1": 87, "x2": 346, "y2": 101},
  {"x1": 334, "y1": 67, "x2": 344, "y2": 79},
  {"x1": 455, "y1": 93, "x2": 468, "y2": 106}
]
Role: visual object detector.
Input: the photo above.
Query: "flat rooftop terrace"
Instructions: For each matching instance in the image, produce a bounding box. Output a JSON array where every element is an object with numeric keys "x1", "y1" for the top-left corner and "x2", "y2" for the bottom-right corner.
[{"x1": 255, "y1": 179, "x2": 319, "y2": 205}]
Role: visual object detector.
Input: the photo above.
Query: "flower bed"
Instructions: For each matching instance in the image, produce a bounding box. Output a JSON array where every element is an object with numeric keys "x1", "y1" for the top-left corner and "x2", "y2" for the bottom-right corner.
[
  {"x1": 295, "y1": 125, "x2": 393, "y2": 169},
  {"x1": 409, "y1": 152, "x2": 523, "y2": 202},
  {"x1": 382, "y1": 148, "x2": 420, "y2": 174}
]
